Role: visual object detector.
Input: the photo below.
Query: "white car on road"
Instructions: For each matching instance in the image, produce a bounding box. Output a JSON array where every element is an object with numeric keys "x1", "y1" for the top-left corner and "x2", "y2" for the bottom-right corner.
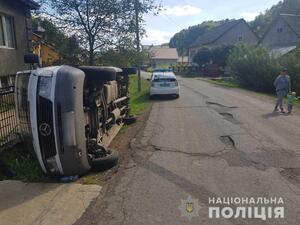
[{"x1": 149, "y1": 70, "x2": 180, "y2": 98}]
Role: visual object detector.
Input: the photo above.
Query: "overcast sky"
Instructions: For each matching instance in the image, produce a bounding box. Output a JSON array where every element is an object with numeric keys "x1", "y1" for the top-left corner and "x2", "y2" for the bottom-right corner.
[{"x1": 142, "y1": 0, "x2": 281, "y2": 45}]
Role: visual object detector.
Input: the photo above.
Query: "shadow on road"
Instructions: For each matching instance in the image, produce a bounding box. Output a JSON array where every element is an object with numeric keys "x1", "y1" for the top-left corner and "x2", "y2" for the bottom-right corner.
[
  {"x1": 150, "y1": 95, "x2": 178, "y2": 102},
  {"x1": 262, "y1": 112, "x2": 288, "y2": 119}
]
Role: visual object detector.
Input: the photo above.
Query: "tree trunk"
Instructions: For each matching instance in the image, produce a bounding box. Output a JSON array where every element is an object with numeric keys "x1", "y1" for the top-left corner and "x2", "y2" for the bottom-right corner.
[
  {"x1": 88, "y1": 37, "x2": 95, "y2": 66},
  {"x1": 88, "y1": 49, "x2": 94, "y2": 66}
]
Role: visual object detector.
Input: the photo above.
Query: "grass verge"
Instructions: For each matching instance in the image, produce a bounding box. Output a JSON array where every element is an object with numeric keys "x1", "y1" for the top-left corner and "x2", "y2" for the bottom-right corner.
[
  {"x1": 129, "y1": 75, "x2": 150, "y2": 115},
  {"x1": 0, "y1": 143, "x2": 48, "y2": 182}
]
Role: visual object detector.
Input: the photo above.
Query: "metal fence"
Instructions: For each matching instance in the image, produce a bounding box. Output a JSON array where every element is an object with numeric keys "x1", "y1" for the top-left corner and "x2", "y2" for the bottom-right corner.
[{"x1": 0, "y1": 86, "x2": 19, "y2": 151}]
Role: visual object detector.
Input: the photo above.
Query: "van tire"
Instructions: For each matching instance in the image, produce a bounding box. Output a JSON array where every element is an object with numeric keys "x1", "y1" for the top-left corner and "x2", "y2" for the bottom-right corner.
[
  {"x1": 79, "y1": 66, "x2": 117, "y2": 82},
  {"x1": 124, "y1": 115, "x2": 137, "y2": 125},
  {"x1": 91, "y1": 150, "x2": 119, "y2": 171}
]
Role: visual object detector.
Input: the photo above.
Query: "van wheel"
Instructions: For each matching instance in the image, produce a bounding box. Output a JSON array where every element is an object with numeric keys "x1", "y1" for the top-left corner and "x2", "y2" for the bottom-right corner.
[
  {"x1": 91, "y1": 149, "x2": 119, "y2": 171},
  {"x1": 124, "y1": 115, "x2": 137, "y2": 125}
]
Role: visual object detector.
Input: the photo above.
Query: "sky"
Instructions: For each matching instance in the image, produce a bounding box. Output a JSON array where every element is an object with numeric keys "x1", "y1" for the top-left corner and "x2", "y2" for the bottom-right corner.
[{"x1": 142, "y1": 0, "x2": 281, "y2": 45}]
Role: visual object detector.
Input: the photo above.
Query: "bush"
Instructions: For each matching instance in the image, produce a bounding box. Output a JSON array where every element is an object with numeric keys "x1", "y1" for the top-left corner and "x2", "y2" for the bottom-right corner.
[
  {"x1": 228, "y1": 45, "x2": 300, "y2": 94},
  {"x1": 193, "y1": 45, "x2": 235, "y2": 67},
  {"x1": 193, "y1": 47, "x2": 213, "y2": 66},
  {"x1": 227, "y1": 44, "x2": 281, "y2": 93},
  {"x1": 279, "y1": 49, "x2": 300, "y2": 94}
]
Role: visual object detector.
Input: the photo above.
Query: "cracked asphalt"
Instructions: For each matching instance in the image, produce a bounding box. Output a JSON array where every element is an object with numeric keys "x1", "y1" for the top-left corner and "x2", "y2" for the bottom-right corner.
[{"x1": 75, "y1": 77, "x2": 300, "y2": 225}]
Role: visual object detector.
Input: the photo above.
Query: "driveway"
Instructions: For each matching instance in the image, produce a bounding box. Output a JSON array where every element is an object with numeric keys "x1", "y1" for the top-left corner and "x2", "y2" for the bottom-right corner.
[{"x1": 75, "y1": 77, "x2": 300, "y2": 225}]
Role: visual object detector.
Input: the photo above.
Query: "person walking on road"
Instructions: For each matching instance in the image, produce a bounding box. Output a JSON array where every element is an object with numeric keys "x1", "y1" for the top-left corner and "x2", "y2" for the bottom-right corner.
[{"x1": 274, "y1": 68, "x2": 291, "y2": 113}]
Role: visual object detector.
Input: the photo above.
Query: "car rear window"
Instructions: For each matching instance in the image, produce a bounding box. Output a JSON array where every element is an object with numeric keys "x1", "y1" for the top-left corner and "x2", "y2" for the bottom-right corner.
[{"x1": 153, "y1": 77, "x2": 176, "y2": 82}]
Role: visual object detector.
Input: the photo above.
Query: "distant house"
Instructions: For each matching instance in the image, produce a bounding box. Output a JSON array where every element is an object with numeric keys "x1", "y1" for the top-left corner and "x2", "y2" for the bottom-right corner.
[
  {"x1": 149, "y1": 48, "x2": 178, "y2": 68},
  {"x1": 0, "y1": 0, "x2": 39, "y2": 88},
  {"x1": 189, "y1": 19, "x2": 259, "y2": 62},
  {"x1": 177, "y1": 56, "x2": 189, "y2": 66},
  {"x1": 260, "y1": 14, "x2": 300, "y2": 57},
  {"x1": 32, "y1": 33, "x2": 60, "y2": 66}
]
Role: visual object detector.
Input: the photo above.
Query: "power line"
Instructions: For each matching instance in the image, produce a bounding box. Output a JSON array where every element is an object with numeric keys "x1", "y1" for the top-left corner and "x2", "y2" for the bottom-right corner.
[{"x1": 161, "y1": 12, "x2": 184, "y2": 29}]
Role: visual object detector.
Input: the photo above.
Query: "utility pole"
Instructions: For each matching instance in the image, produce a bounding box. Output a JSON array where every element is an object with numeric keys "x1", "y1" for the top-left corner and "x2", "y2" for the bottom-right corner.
[{"x1": 134, "y1": 0, "x2": 142, "y2": 92}]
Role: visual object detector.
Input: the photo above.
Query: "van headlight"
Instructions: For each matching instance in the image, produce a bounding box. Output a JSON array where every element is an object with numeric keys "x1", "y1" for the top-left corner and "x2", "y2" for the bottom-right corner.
[
  {"x1": 46, "y1": 156, "x2": 60, "y2": 174},
  {"x1": 38, "y1": 77, "x2": 53, "y2": 99}
]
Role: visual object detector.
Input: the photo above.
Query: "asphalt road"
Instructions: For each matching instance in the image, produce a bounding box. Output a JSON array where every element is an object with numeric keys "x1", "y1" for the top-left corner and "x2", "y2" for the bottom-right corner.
[{"x1": 76, "y1": 77, "x2": 300, "y2": 225}]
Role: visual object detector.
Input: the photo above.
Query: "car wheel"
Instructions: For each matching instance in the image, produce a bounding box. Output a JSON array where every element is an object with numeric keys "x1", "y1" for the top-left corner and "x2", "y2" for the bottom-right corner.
[
  {"x1": 175, "y1": 94, "x2": 180, "y2": 99},
  {"x1": 91, "y1": 149, "x2": 119, "y2": 171}
]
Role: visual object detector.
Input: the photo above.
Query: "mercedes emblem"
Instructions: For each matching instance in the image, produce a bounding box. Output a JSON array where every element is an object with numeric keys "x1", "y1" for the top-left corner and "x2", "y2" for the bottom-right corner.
[{"x1": 39, "y1": 123, "x2": 52, "y2": 137}]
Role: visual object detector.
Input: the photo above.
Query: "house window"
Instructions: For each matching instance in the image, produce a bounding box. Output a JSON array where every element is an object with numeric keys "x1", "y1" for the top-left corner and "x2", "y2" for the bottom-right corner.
[
  {"x1": 0, "y1": 14, "x2": 16, "y2": 48},
  {"x1": 238, "y1": 34, "x2": 243, "y2": 41},
  {"x1": 277, "y1": 27, "x2": 283, "y2": 33}
]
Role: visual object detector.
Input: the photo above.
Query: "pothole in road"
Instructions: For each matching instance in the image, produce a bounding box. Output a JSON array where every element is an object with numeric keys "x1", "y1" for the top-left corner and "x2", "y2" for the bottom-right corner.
[
  {"x1": 219, "y1": 136, "x2": 267, "y2": 170},
  {"x1": 220, "y1": 136, "x2": 235, "y2": 149},
  {"x1": 206, "y1": 101, "x2": 238, "y2": 109},
  {"x1": 218, "y1": 137, "x2": 300, "y2": 174},
  {"x1": 206, "y1": 101, "x2": 226, "y2": 107},
  {"x1": 219, "y1": 113, "x2": 242, "y2": 125}
]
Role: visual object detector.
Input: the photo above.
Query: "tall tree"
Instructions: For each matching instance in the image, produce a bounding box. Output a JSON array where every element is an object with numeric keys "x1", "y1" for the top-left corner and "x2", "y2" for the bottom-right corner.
[{"x1": 38, "y1": 0, "x2": 158, "y2": 65}]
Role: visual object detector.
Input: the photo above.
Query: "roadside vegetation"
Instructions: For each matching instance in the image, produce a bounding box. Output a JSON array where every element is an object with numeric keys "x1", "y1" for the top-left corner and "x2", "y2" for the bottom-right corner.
[
  {"x1": 228, "y1": 45, "x2": 300, "y2": 95},
  {"x1": 129, "y1": 75, "x2": 150, "y2": 116},
  {"x1": 0, "y1": 144, "x2": 47, "y2": 182}
]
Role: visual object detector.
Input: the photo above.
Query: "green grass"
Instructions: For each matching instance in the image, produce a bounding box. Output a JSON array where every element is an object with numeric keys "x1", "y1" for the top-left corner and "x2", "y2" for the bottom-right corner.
[
  {"x1": 0, "y1": 144, "x2": 48, "y2": 182},
  {"x1": 129, "y1": 75, "x2": 150, "y2": 115},
  {"x1": 197, "y1": 77, "x2": 300, "y2": 107}
]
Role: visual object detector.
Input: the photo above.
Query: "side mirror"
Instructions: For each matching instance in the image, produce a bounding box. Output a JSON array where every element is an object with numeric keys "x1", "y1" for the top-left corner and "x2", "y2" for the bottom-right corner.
[{"x1": 147, "y1": 78, "x2": 150, "y2": 81}]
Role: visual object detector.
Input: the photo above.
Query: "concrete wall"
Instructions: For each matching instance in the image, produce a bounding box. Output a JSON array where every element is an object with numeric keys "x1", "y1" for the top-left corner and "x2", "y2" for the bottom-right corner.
[
  {"x1": 0, "y1": 0, "x2": 30, "y2": 77},
  {"x1": 215, "y1": 21, "x2": 259, "y2": 46},
  {"x1": 260, "y1": 18, "x2": 300, "y2": 48}
]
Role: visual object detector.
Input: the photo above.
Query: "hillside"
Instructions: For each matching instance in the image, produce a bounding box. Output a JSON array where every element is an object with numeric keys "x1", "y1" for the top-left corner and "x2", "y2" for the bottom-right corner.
[
  {"x1": 169, "y1": 0, "x2": 300, "y2": 55},
  {"x1": 250, "y1": 0, "x2": 300, "y2": 36}
]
